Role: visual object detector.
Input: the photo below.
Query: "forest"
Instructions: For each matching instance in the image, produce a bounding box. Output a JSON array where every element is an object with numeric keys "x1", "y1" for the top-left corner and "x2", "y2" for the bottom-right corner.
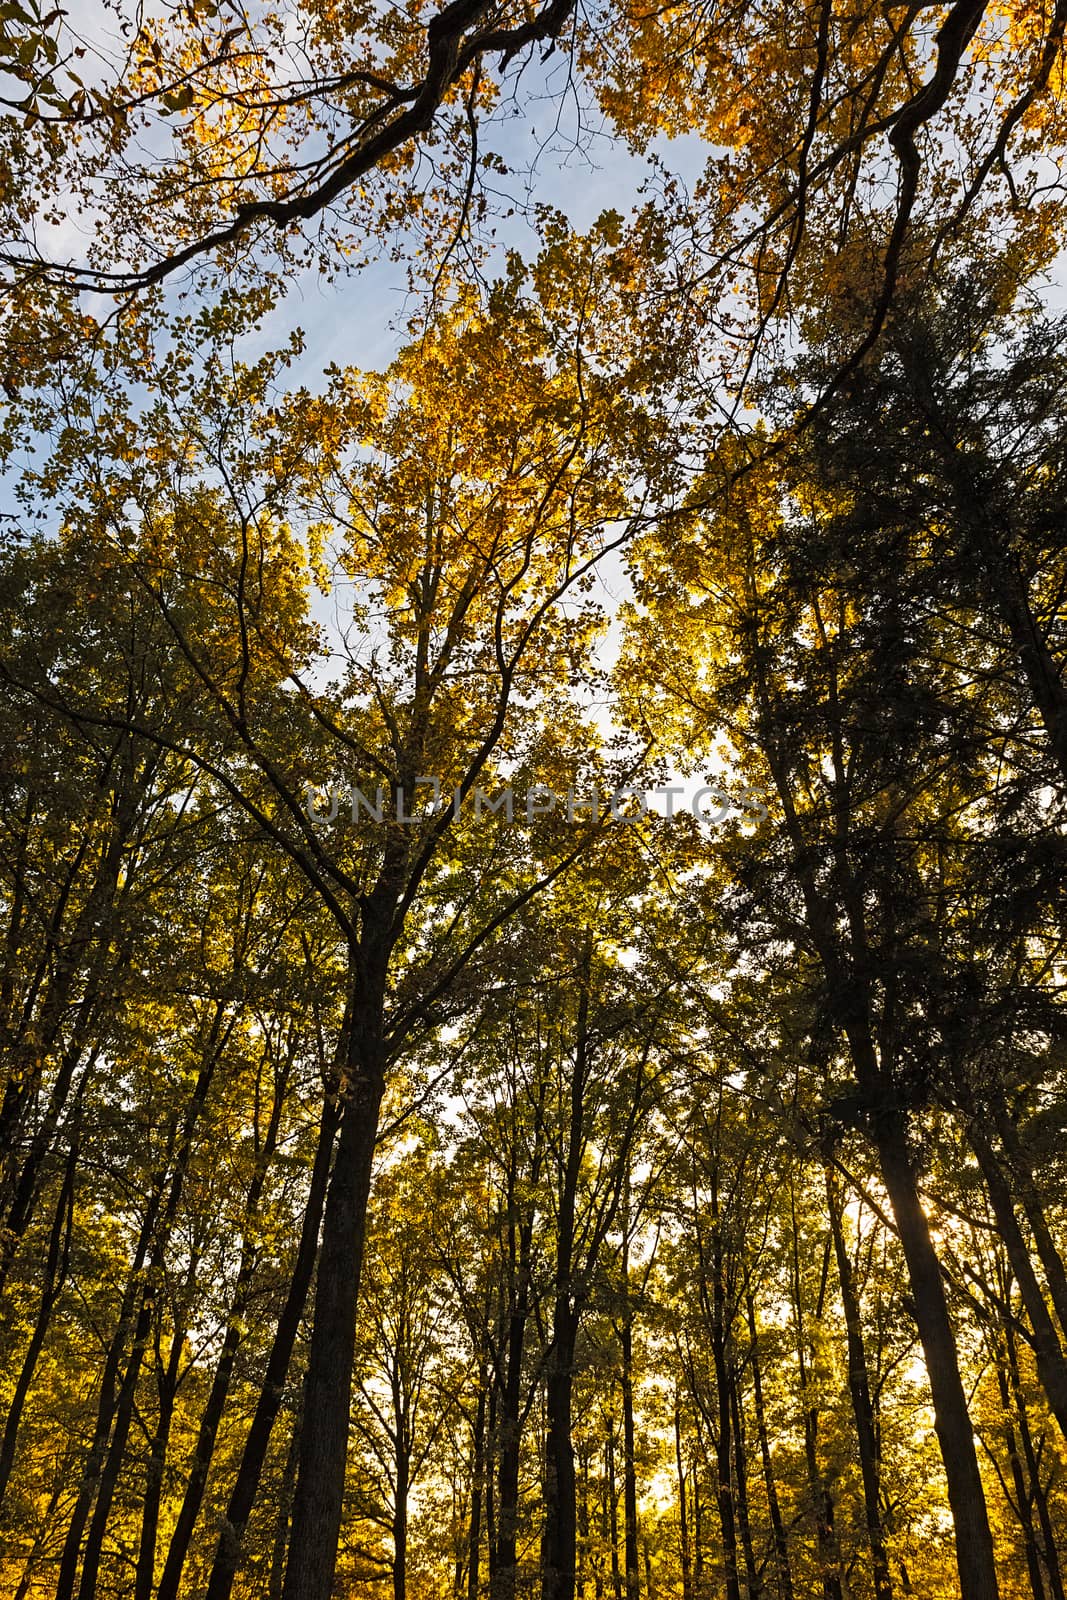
[{"x1": 0, "y1": 2, "x2": 1066, "y2": 1599}]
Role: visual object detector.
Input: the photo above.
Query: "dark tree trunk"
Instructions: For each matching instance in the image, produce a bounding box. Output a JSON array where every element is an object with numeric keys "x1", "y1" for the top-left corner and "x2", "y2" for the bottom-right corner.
[
  {"x1": 825, "y1": 1165, "x2": 893, "y2": 1600},
  {"x1": 0, "y1": 1134, "x2": 76, "y2": 1509},
  {"x1": 203, "y1": 1096, "x2": 341, "y2": 1600},
  {"x1": 543, "y1": 1308, "x2": 580, "y2": 1600},
  {"x1": 606, "y1": 1417, "x2": 622, "y2": 1600},
  {"x1": 76, "y1": 1286, "x2": 154, "y2": 1600},
  {"x1": 269, "y1": 1403, "x2": 302, "y2": 1600},
  {"x1": 542, "y1": 956, "x2": 590, "y2": 1600},
  {"x1": 992, "y1": 1347, "x2": 1048, "y2": 1600},
  {"x1": 468, "y1": 1376, "x2": 488, "y2": 1600},
  {"x1": 674, "y1": 1403, "x2": 693, "y2": 1600},
  {"x1": 991, "y1": 1105, "x2": 1067, "y2": 1341},
  {"x1": 492, "y1": 1258, "x2": 531, "y2": 1600},
  {"x1": 282, "y1": 1000, "x2": 388, "y2": 1600},
  {"x1": 1004, "y1": 1316, "x2": 1067, "y2": 1600},
  {"x1": 790, "y1": 1208, "x2": 841, "y2": 1600},
  {"x1": 76, "y1": 1038, "x2": 223, "y2": 1600},
  {"x1": 54, "y1": 1151, "x2": 169, "y2": 1600},
  {"x1": 394, "y1": 1444, "x2": 411, "y2": 1600},
  {"x1": 729, "y1": 1370, "x2": 760, "y2": 1599},
  {"x1": 134, "y1": 1290, "x2": 186, "y2": 1600},
  {"x1": 874, "y1": 1112, "x2": 1000, "y2": 1600},
  {"x1": 968, "y1": 1125, "x2": 1067, "y2": 1439},
  {"x1": 745, "y1": 1287, "x2": 794, "y2": 1600},
  {"x1": 620, "y1": 1308, "x2": 640, "y2": 1600}
]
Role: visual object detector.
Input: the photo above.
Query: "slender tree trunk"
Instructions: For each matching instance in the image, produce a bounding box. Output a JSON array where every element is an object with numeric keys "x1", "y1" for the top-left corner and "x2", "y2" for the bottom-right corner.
[
  {"x1": 11, "y1": 1477, "x2": 65, "y2": 1600},
  {"x1": 790, "y1": 1198, "x2": 841, "y2": 1600},
  {"x1": 0, "y1": 1134, "x2": 76, "y2": 1510},
  {"x1": 674, "y1": 1402, "x2": 693, "y2": 1600},
  {"x1": 54, "y1": 1152, "x2": 169, "y2": 1600},
  {"x1": 745, "y1": 1290, "x2": 793, "y2": 1600},
  {"x1": 712, "y1": 1307, "x2": 741, "y2": 1600},
  {"x1": 394, "y1": 1444, "x2": 410, "y2": 1600},
  {"x1": 543, "y1": 941, "x2": 592, "y2": 1600},
  {"x1": 755, "y1": 615, "x2": 1002, "y2": 1600},
  {"x1": 76, "y1": 1286, "x2": 154, "y2": 1600},
  {"x1": 486, "y1": 1378, "x2": 497, "y2": 1590},
  {"x1": 0, "y1": 1032, "x2": 99, "y2": 1293},
  {"x1": 968, "y1": 1126, "x2": 1067, "y2": 1439},
  {"x1": 493, "y1": 1260, "x2": 531, "y2": 1600},
  {"x1": 991, "y1": 1105, "x2": 1067, "y2": 1341},
  {"x1": 468, "y1": 1377, "x2": 488, "y2": 1600},
  {"x1": 544, "y1": 1309, "x2": 580, "y2": 1600},
  {"x1": 76, "y1": 1031, "x2": 224, "y2": 1600},
  {"x1": 134, "y1": 1293, "x2": 186, "y2": 1600},
  {"x1": 159, "y1": 1046, "x2": 302, "y2": 1600},
  {"x1": 607, "y1": 1416, "x2": 622, "y2": 1600},
  {"x1": 729, "y1": 1371, "x2": 760, "y2": 1599},
  {"x1": 578, "y1": 1442, "x2": 592, "y2": 1600},
  {"x1": 825, "y1": 1166, "x2": 893, "y2": 1600},
  {"x1": 269, "y1": 1404, "x2": 302, "y2": 1600},
  {"x1": 1004, "y1": 1316, "x2": 1067, "y2": 1600},
  {"x1": 937, "y1": 454, "x2": 1067, "y2": 792},
  {"x1": 620, "y1": 1306, "x2": 640, "y2": 1600},
  {"x1": 992, "y1": 1349, "x2": 1047, "y2": 1600}
]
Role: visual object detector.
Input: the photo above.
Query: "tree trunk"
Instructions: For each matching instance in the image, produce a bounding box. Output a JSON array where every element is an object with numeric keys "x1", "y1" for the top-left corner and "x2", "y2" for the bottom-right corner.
[
  {"x1": 674, "y1": 1402, "x2": 694, "y2": 1600},
  {"x1": 542, "y1": 953, "x2": 590, "y2": 1600},
  {"x1": 1004, "y1": 1316, "x2": 1067, "y2": 1600},
  {"x1": 282, "y1": 1003, "x2": 388, "y2": 1600},
  {"x1": 991, "y1": 1104, "x2": 1067, "y2": 1341},
  {"x1": 745, "y1": 1289, "x2": 794, "y2": 1600},
  {"x1": 161, "y1": 1047, "x2": 307, "y2": 1600},
  {"x1": 729, "y1": 1370, "x2": 760, "y2": 1600},
  {"x1": 620, "y1": 1307, "x2": 640, "y2": 1600},
  {"x1": 394, "y1": 1443, "x2": 410, "y2": 1600},
  {"x1": 134, "y1": 1290, "x2": 186, "y2": 1600},
  {"x1": 967, "y1": 1125, "x2": 1067, "y2": 1439},
  {"x1": 606, "y1": 1416, "x2": 622, "y2": 1600},
  {"x1": 468, "y1": 1376, "x2": 488, "y2": 1600},
  {"x1": 0, "y1": 1134, "x2": 76, "y2": 1509},
  {"x1": 76, "y1": 1286, "x2": 154, "y2": 1600},
  {"x1": 543, "y1": 1308, "x2": 580, "y2": 1600},
  {"x1": 790, "y1": 1198, "x2": 841, "y2": 1600},
  {"x1": 269, "y1": 1402, "x2": 302, "y2": 1600},
  {"x1": 992, "y1": 1344, "x2": 1047, "y2": 1600},
  {"x1": 492, "y1": 1259, "x2": 531, "y2": 1600},
  {"x1": 54, "y1": 1152, "x2": 169, "y2": 1600},
  {"x1": 825, "y1": 1166, "x2": 893, "y2": 1600},
  {"x1": 874, "y1": 1112, "x2": 1000, "y2": 1600}
]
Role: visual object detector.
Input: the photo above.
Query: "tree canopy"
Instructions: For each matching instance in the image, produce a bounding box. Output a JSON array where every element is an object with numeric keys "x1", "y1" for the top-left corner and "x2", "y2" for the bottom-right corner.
[{"x1": 0, "y1": 6, "x2": 1066, "y2": 1600}]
